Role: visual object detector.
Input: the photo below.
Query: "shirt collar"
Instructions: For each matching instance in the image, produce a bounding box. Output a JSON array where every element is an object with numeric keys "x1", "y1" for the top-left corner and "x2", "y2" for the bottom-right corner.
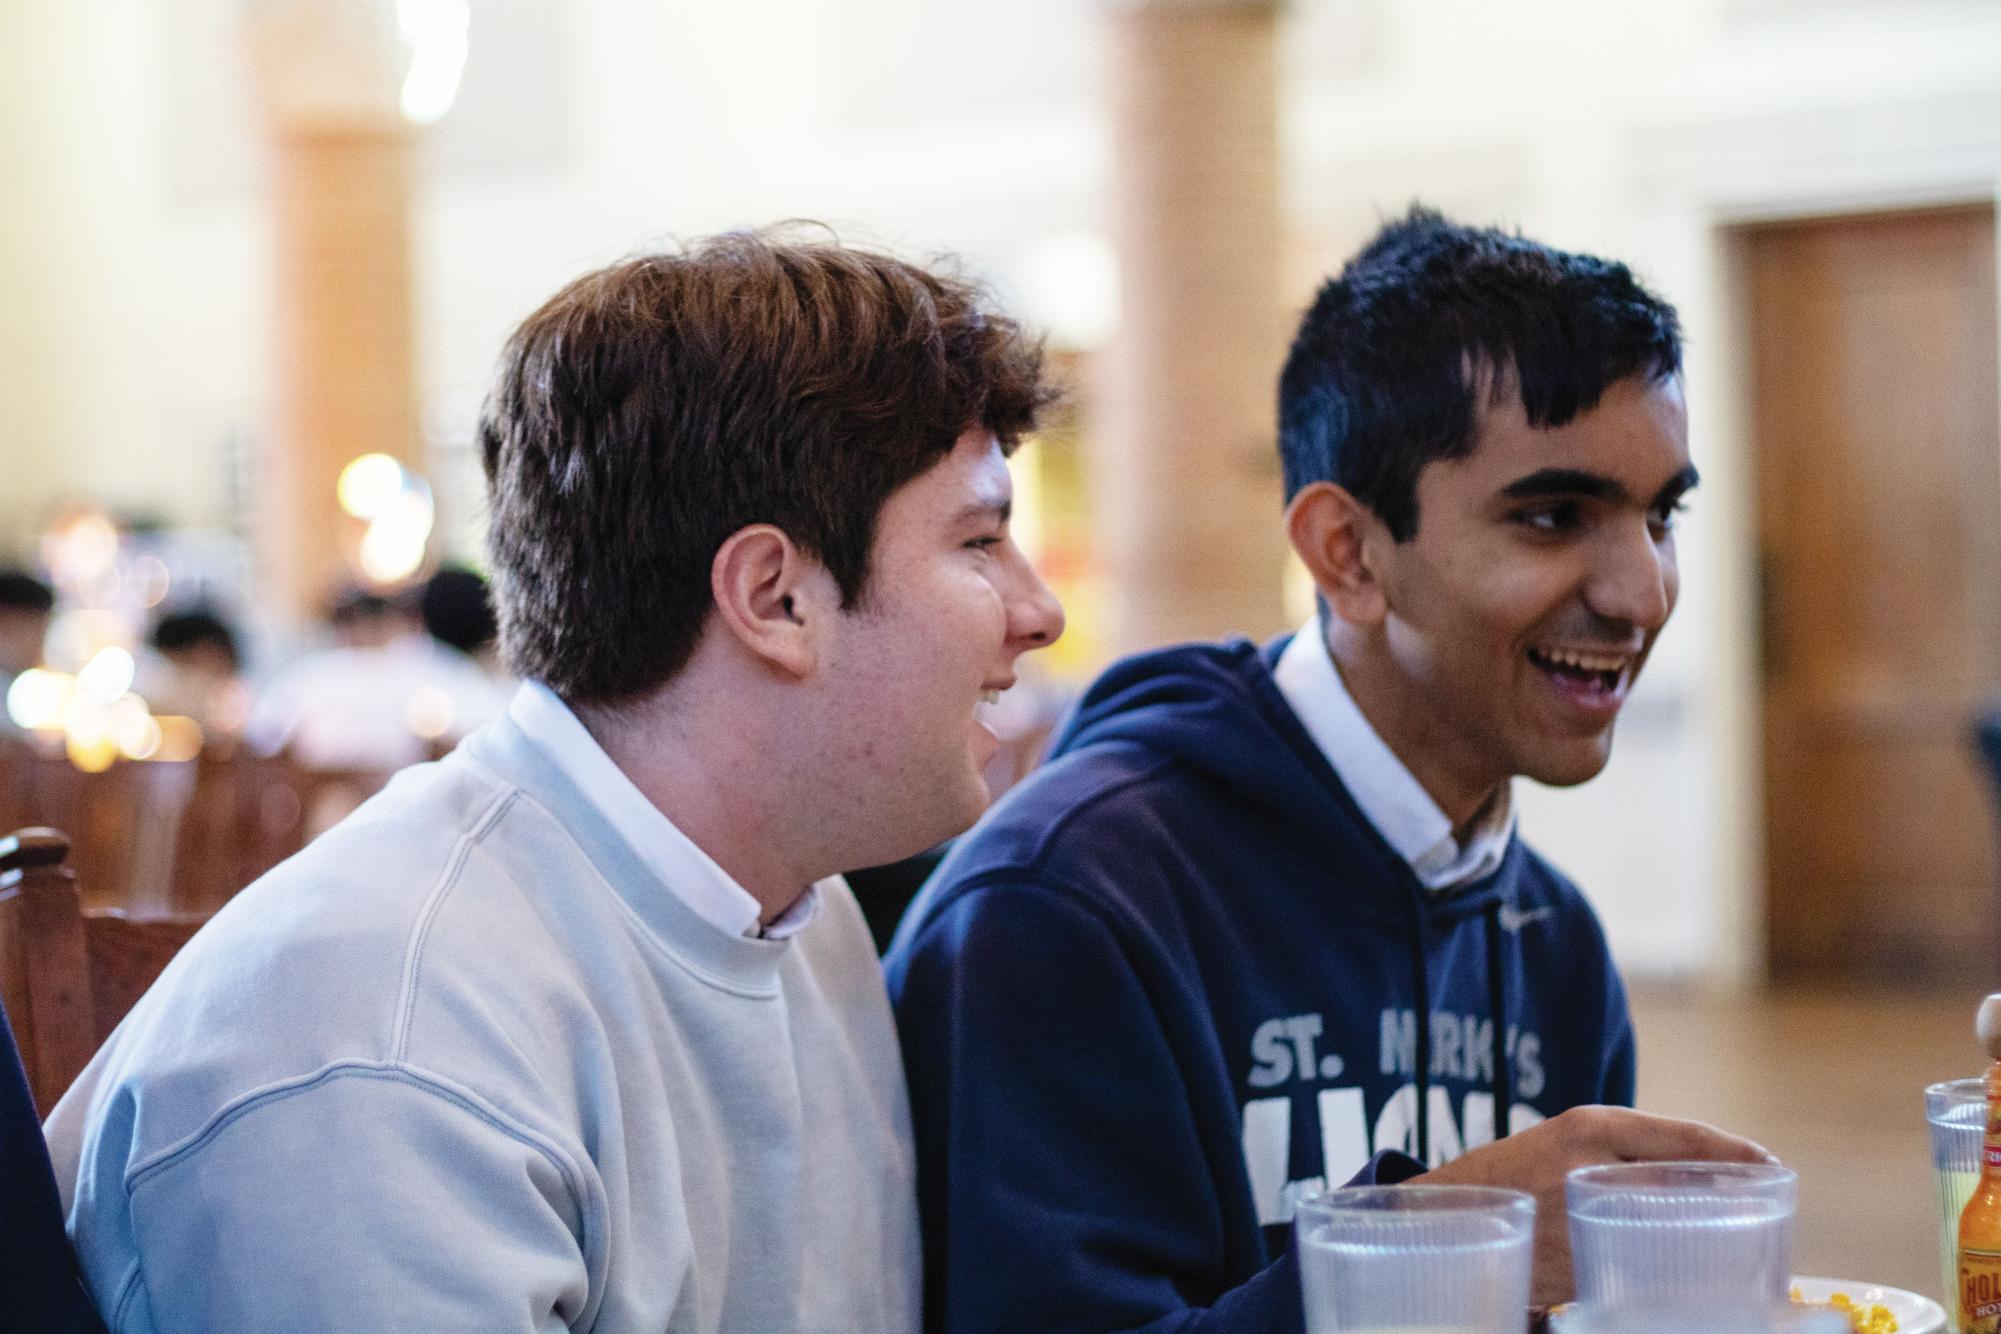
[
  {"x1": 508, "y1": 681, "x2": 820, "y2": 940},
  {"x1": 1271, "y1": 619, "x2": 1514, "y2": 892}
]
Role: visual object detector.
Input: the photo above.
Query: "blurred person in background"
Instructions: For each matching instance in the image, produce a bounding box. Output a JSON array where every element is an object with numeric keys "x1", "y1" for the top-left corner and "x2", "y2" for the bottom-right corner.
[
  {"x1": 137, "y1": 606, "x2": 248, "y2": 734},
  {"x1": 0, "y1": 568, "x2": 54, "y2": 680},
  {"x1": 887, "y1": 209, "x2": 1771, "y2": 1330},
  {"x1": 420, "y1": 563, "x2": 510, "y2": 680},
  {"x1": 46, "y1": 231, "x2": 1063, "y2": 1332},
  {"x1": 247, "y1": 584, "x2": 505, "y2": 771}
]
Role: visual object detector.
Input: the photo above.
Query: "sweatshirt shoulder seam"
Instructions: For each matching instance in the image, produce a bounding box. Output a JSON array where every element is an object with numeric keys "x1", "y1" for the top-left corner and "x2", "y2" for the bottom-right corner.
[
  {"x1": 121, "y1": 1058, "x2": 592, "y2": 1210},
  {"x1": 392, "y1": 784, "x2": 520, "y2": 1059}
]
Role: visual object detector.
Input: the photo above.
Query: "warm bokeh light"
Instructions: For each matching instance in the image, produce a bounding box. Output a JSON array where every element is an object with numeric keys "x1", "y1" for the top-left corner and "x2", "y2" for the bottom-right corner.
[
  {"x1": 40, "y1": 508, "x2": 121, "y2": 588},
  {"x1": 47, "y1": 608, "x2": 135, "y2": 677},
  {"x1": 79, "y1": 645, "x2": 137, "y2": 701},
  {"x1": 108, "y1": 693, "x2": 155, "y2": 756},
  {"x1": 337, "y1": 453, "x2": 408, "y2": 521},
  {"x1": 117, "y1": 714, "x2": 164, "y2": 763},
  {"x1": 64, "y1": 692, "x2": 111, "y2": 745},
  {"x1": 152, "y1": 715, "x2": 205, "y2": 764},
  {"x1": 6, "y1": 668, "x2": 75, "y2": 732},
  {"x1": 359, "y1": 486, "x2": 435, "y2": 585},
  {"x1": 128, "y1": 554, "x2": 172, "y2": 608},
  {"x1": 405, "y1": 685, "x2": 455, "y2": 740},
  {"x1": 65, "y1": 730, "x2": 118, "y2": 774}
]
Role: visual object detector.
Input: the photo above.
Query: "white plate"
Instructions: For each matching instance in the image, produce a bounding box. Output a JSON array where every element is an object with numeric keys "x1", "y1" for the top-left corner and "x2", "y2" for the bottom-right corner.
[{"x1": 1792, "y1": 1275, "x2": 1947, "y2": 1334}]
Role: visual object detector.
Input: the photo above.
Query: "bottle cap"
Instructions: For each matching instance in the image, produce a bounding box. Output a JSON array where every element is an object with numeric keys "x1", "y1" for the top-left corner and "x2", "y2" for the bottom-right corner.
[{"x1": 1979, "y1": 994, "x2": 2001, "y2": 1061}]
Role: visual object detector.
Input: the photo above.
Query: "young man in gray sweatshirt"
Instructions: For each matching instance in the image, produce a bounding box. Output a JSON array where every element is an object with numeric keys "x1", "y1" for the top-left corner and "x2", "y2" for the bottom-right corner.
[{"x1": 45, "y1": 232, "x2": 1064, "y2": 1333}]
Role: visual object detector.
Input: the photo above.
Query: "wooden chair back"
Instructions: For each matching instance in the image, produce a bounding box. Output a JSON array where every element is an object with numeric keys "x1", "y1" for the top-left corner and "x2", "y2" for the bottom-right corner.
[{"x1": 0, "y1": 829, "x2": 204, "y2": 1115}]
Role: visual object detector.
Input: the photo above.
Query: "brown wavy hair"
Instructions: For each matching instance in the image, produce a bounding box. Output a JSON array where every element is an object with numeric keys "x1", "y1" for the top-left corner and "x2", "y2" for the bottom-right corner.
[{"x1": 479, "y1": 228, "x2": 1055, "y2": 703}]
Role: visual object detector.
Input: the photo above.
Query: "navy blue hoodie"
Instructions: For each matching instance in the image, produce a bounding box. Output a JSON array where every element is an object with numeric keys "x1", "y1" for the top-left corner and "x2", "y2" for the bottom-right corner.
[{"x1": 885, "y1": 637, "x2": 1635, "y2": 1333}]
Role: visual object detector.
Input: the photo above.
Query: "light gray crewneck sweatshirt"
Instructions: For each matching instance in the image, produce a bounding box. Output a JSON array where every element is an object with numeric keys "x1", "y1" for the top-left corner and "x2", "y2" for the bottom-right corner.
[{"x1": 45, "y1": 706, "x2": 920, "y2": 1333}]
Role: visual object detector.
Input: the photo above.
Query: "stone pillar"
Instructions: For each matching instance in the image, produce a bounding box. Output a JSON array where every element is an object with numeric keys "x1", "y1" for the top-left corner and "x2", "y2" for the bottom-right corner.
[
  {"x1": 1098, "y1": 0, "x2": 1288, "y2": 655},
  {"x1": 247, "y1": 3, "x2": 423, "y2": 620}
]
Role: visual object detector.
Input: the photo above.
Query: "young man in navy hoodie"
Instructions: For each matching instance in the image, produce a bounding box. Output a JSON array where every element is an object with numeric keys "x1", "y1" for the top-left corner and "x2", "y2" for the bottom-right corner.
[{"x1": 885, "y1": 209, "x2": 1773, "y2": 1332}]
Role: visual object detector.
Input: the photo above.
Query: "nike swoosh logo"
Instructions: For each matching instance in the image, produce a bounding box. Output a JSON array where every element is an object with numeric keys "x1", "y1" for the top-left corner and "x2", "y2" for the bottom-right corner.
[{"x1": 1497, "y1": 905, "x2": 1554, "y2": 933}]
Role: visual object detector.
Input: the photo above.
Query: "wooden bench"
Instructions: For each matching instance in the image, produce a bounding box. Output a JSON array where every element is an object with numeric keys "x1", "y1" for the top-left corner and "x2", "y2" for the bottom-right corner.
[{"x1": 0, "y1": 829, "x2": 205, "y2": 1116}]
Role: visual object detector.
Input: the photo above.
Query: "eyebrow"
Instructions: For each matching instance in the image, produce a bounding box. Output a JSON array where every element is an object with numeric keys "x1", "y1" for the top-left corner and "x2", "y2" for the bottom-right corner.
[
  {"x1": 1499, "y1": 464, "x2": 1700, "y2": 508},
  {"x1": 950, "y1": 496, "x2": 1012, "y2": 528}
]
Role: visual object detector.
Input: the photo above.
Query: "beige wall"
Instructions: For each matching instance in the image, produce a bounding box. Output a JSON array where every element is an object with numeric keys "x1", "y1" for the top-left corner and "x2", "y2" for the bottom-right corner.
[{"x1": 4, "y1": 0, "x2": 2000, "y2": 983}]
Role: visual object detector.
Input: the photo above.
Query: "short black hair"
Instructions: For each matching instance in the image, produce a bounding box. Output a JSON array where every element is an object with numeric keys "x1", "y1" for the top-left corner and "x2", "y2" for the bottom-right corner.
[
  {"x1": 420, "y1": 566, "x2": 497, "y2": 657},
  {"x1": 151, "y1": 607, "x2": 240, "y2": 670},
  {"x1": 1278, "y1": 206, "x2": 1683, "y2": 540},
  {"x1": 0, "y1": 569, "x2": 54, "y2": 615}
]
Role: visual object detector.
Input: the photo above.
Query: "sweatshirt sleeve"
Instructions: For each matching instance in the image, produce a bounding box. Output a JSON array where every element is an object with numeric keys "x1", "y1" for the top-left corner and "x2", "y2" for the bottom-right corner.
[
  {"x1": 96, "y1": 1064, "x2": 595, "y2": 1332},
  {"x1": 888, "y1": 879, "x2": 1304, "y2": 1334}
]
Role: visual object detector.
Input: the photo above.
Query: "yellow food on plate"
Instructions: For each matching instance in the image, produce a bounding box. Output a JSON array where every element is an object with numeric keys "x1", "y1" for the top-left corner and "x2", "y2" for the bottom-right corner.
[{"x1": 1789, "y1": 1285, "x2": 1898, "y2": 1333}]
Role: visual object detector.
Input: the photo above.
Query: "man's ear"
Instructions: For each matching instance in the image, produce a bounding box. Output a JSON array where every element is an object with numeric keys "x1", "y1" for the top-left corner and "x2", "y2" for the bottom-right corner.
[
  {"x1": 709, "y1": 524, "x2": 821, "y2": 678},
  {"x1": 1284, "y1": 481, "x2": 1389, "y2": 629}
]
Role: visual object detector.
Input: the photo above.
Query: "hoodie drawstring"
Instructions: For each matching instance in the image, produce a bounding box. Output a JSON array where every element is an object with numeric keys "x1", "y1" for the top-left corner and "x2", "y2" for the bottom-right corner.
[
  {"x1": 1407, "y1": 894, "x2": 1432, "y2": 1166},
  {"x1": 1484, "y1": 902, "x2": 1513, "y2": 1143},
  {"x1": 1409, "y1": 892, "x2": 1516, "y2": 1166}
]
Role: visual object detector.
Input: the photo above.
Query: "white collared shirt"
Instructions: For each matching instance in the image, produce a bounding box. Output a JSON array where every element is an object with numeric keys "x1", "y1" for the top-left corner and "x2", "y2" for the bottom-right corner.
[
  {"x1": 1272, "y1": 619, "x2": 1515, "y2": 893},
  {"x1": 509, "y1": 681, "x2": 821, "y2": 939}
]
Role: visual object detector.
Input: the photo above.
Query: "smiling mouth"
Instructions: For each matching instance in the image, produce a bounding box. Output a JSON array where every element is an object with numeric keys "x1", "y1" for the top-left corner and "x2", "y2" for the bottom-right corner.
[{"x1": 1525, "y1": 645, "x2": 1633, "y2": 697}]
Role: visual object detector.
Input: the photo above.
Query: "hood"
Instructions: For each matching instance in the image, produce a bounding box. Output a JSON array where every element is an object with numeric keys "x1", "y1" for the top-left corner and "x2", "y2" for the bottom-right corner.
[
  {"x1": 1049, "y1": 638, "x2": 1328, "y2": 825},
  {"x1": 1047, "y1": 635, "x2": 1515, "y2": 924}
]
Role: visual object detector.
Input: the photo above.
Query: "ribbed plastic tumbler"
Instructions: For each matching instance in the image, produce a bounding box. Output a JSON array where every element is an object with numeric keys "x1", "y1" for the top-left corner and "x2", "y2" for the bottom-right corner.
[
  {"x1": 1565, "y1": 1162, "x2": 1798, "y2": 1309},
  {"x1": 1927, "y1": 1077, "x2": 1985, "y2": 1315},
  {"x1": 1294, "y1": 1185, "x2": 1535, "y2": 1333}
]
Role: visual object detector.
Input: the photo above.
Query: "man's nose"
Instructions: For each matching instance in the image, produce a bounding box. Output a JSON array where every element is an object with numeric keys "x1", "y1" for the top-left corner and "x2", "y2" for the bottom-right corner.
[
  {"x1": 1588, "y1": 522, "x2": 1675, "y2": 632},
  {"x1": 1008, "y1": 558, "x2": 1066, "y2": 651}
]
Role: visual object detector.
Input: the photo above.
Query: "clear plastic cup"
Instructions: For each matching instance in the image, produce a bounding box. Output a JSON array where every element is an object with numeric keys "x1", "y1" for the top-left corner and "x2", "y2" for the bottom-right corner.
[
  {"x1": 1565, "y1": 1162, "x2": 1798, "y2": 1309},
  {"x1": 1929, "y1": 1077, "x2": 1986, "y2": 1318},
  {"x1": 1293, "y1": 1185, "x2": 1535, "y2": 1333},
  {"x1": 1552, "y1": 1303, "x2": 1849, "y2": 1334}
]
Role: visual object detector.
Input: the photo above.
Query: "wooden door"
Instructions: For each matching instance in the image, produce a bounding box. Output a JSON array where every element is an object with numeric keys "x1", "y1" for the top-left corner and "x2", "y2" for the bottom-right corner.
[{"x1": 1748, "y1": 204, "x2": 2001, "y2": 983}]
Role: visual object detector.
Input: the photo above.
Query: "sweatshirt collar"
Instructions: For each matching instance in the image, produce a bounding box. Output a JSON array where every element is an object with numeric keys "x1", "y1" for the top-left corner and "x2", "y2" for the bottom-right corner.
[
  {"x1": 507, "y1": 682, "x2": 820, "y2": 941},
  {"x1": 1271, "y1": 620, "x2": 1514, "y2": 892}
]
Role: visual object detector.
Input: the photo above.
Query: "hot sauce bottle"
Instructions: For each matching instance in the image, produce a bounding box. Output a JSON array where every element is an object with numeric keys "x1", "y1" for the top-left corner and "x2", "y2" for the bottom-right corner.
[{"x1": 1959, "y1": 994, "x2": 2001, "y2": 1333}]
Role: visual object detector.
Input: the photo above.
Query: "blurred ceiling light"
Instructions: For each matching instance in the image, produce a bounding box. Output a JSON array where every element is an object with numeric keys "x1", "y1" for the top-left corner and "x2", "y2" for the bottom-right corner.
[
  {"x1": 359, "y1": 482, "x2": 435, "y2": 585},
  {"x1": 119, "y1": 715, "x2": 165, "y2": 763},
  {"x1": 338, "y1": 453, "x2": 408, "y2": 520},
  {"x1": 78, "y1": 646, "x2": 137, "y2": 701},
  {"x1": 397, "y1": 0, "x2": 469, "y2": 125},
  {"x1": 405, "y1": 685, "x2": 455, "y2": 740},
  {"x1": 342, "y1": 454, "x2": 437, "y2": 587},
  {"x1": 66, "y1": 731, "x2": 118, "y2": 775},
  {"x1": 5, "y1": 669, "x2": 75, "y2": 732},
  {"x1": 47, "y1": 608, "x2": 131, "y2": 676},
  {"x1": 128, "y1": 555, "x2": 172, "y2": 609},
  {"x1": 64, "y1": 693, "x2": 111, "y2": 746},
  {"x1": 41, "y1": 509, "x2": 121, "y2": 589},
  {"x1": 360, "y1": 524, "x2": 428, "y2": 585},
  {"x1": 109, "y1": 694, "x2": 157, "y2": 760}
]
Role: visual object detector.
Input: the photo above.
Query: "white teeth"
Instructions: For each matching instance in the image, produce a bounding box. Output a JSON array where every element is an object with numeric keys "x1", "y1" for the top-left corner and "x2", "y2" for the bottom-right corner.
[
  {"x1": 979, "y1": 690, "x2": 1002, "y2": 705},
  {"x1": 1534, "y1": 647, "x2": 1629, "y2": 675}
]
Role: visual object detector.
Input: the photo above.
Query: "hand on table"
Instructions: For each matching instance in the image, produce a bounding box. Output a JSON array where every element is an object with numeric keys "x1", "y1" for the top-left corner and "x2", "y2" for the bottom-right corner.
[{"x1": 1413, "y1": 1105, "x2": 1779, "y2": 1309}]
